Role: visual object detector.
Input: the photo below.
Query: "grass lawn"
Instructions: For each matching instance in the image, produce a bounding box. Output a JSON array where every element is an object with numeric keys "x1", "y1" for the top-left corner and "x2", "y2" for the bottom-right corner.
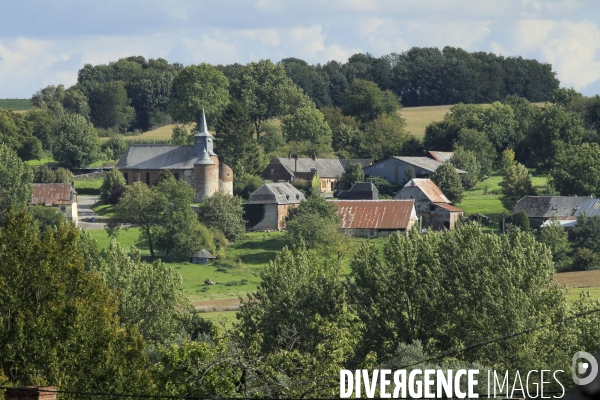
[
  {"x1": 201, "y1": 310, "x2": 238, "y2": 330},
  {"x1": 401, "y1": 105, "x2": 452, "y2": 138},
  {"x1": 0, "y1": 99, "x2": 32, "y2": 111},
  {"x1": 92, "y1": 201, "x2": 115, "y2": 217},
  {"x1": 74, "y1": 177, "x2": 104, "y2": 195},
  {"x1": 26, "y1": 157, "x2": 57, "y2": 167}
]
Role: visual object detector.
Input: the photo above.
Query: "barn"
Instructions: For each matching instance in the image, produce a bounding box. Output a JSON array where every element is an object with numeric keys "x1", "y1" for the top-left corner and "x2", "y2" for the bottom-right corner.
[
  {"x1": 333, "y1": 200, "x2": 418, "y2": 237},
  {"x1": 245, "y1": 182, "x2": 306, "y2": 231}
]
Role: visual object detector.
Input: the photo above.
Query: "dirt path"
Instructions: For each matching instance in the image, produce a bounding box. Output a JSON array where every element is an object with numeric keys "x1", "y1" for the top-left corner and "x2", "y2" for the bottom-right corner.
[
  {"x1": 555, "y1": 270, "x2": 600, "y2": 288},
  {"x1": 193, "y1": 298, "x2": 242, "y2": 312}
]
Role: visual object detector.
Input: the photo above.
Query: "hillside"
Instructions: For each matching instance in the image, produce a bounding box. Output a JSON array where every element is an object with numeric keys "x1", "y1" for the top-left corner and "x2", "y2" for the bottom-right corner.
[{"x1": 0, "y1": 98, "x2": 32, "y2": 111}]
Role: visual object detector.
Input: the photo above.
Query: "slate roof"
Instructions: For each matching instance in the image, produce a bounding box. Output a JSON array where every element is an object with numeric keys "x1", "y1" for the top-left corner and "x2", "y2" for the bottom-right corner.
[
  {"x1": 339, "y1": 159, "x2": 374, "y2": 169},
  {"x1": 192, "y1": 249, "x2": 216, "y2": 259},
  {"x1": 513, "y1": 196, "x2": 591, "y2": 218},
  {"x1": 429, "y1": 151, "x2": 454, "y2": 163},
  {"x1": 397, "y1": 179, "x2": 451, "y2": 204},
  {"x1": 30, "y1": 183, "x2": 77, "y2": 206},
  {"x1": 116, "y1": 144, "x2": 216, "y2": 170},
  {"x1": 271, "y1": 158, "x2": 346, "y2": 178},
  {"x1": 338, "y1": 182, "x2": 379, "y2": 200},
  {"x1": 393, "y1": 156, "x2": 467, "y2": 174},
  {"x1": 246, "y1": 182, "x2": 306, "y2": 205},
  {"x1": 334, "y1": 200, "x2": 418, "y2": 230},
  {"x1": 575, "y1": 198, "x2": 600, "y2": 217}
]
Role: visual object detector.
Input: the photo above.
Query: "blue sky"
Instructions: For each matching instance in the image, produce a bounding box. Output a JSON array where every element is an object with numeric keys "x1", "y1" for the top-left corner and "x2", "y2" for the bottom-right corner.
[{"x1": 1, "y1": 0, "x2": 600, "y2": 98}]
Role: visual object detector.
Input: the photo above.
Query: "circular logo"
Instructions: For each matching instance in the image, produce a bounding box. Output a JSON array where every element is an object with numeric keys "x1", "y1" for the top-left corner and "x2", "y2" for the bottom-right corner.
[{"x1": 572, "y1": 351, "x2": 599, "y2": 385}]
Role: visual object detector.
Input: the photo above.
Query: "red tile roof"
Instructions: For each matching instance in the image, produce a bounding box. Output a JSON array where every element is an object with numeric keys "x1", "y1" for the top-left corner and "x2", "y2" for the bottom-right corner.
[
  {"x1": 333, "y1": 200, "x2": 417, "y2": 230},
  {"x1": 30, "y1": 183, "x2": 77, "y2": 206}
]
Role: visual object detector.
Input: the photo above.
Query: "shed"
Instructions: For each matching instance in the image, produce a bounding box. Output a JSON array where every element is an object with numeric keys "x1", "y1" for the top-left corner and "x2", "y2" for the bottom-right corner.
[
  {"x1": 337, "y1": 182, "x2": 379, "y2": 200},
  {"x1": 363, "y1": 156, "x2": 466, "y2": 186},
  {"x1": 431, "y1": 203, "x2": 464, "y2": 231},
  {"x1": 190, "y1": 249, "x2": 216, "y2": 265},
  {"x1": 245, "y1": 182, "x2": 306, "y2": 231},
  {"x1": 30, "y1": 183, "x2": 78, "y2": 223},
  {"x1": 333, "y1": 199, "x2": 418, "y2": 237},
  {"x1": 513, "y1": 196, "x2": 591, "y2": 229}
]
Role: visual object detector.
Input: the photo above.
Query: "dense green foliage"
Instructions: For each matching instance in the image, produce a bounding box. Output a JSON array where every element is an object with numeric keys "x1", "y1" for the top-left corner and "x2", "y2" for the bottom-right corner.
[
  {"x1": 100, "y1": 168, "x2": 127, "y2": 204},
  {"x1": 198, "y1": 192, "x2": 246, "y2": 242},
  {"x1": 338, "y1": 161, "x2": 365, "y2": 191},
  {"x1": 430, "y1": 162, "x2": 464, "y2": 203},
  {"x1": 0, "y1": 144, "x2": 33, "y2": 220},
  {"x1": 499, "y1": 162, "x2": 536, "y2": 210},
  {"x1": 30, "y1": 205, "x2": 67, "y2": 231},
  {"x1": 284, "y1": 194, "x2": 341, "y2": 248},
  {"x1": 52, "y1": 113, "x2": 100, "y2": 168},
  {"x1": 0, "y1": 109, "x2": 42, "y2": 161}
]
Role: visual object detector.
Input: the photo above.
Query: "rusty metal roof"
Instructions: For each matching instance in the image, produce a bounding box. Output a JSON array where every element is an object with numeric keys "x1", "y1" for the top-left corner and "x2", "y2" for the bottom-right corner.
[
  {"x1": 434, "y1": 203, "x2": 464, "y2": 213},
  {"x1": 30, "y1": 183, "x2": 77, "y2": 206},
  {"x1": 333, "y1": 200, "x2": 417, "y2": 230},
  {"x1": 428, "y1": 151, "x2": 454, "y2": 163},
  {"x1": 399, "y1": 179, "x2": 451, "y2": 203}
]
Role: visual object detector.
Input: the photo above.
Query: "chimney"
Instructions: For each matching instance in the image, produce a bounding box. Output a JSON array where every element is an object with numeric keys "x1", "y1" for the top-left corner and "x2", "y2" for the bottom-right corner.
[
  {"x1": 5, "y1": 386, "x2": 57, "y2": 400},
  {"x1": 312, "y1": 153, "x2": 317, "y2": 161},
  {"x1": 294, "y1": 155, "x2": 298, "y2": 172}
]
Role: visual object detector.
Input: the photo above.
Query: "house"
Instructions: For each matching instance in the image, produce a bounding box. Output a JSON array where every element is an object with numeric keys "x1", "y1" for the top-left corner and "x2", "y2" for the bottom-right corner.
[
  {"x1": 575, "y1": 198, "x2": 600, "y2": 218},
  {"x1": 261, "y1": 156, "x2": 372, "y2": 193},
  {"x1": 428, "y1": 151, "x2": 454, "y2": 163},
  {"x1": 513, "y1": 196, "x2": 592, "y2": 229},
  {"x1": 363, "y1": 156, "x2": 466, "y2": 186},
  {"x1": 30, "y1": 183, "x2": 78, "y2": 224},
  {"x1": 431, "y1": 203, "x2": 464, "y2": 231},
  {"x1": 245, "y1": 182, "x2": 306, "y2": 231},
  {"x1": 116, "y1": 110, "x2": 233, "y2": 202},
  {"x1": 190, "y1": 249, "x2": 216, "y2": 265},
  {"x1": 333, "y1": 200, "x2": 418, "y2": 237},
  {"x1": 337, "y1": 182, "x2": 379, "y2": 200}
]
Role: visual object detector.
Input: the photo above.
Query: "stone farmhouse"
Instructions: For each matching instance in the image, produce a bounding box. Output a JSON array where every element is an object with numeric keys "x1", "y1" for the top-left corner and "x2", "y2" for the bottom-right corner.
[
  {"x1": 333, "y1": 199, "x2": 418, "y2": 238},
  {"x1": 261, "y1": 157, "x2": 372, "y2": 193},
  {"x1": 245, "y1": 182, "x2": 306, "y2": 231},
  {"x1": 363, "y1": 156, "x2": 466, "y2": 186},
  {"x1": 116, "y1": 110, "x2": 233, "y2": 202},
  {"x1": 29, "y1": 183, "x2": 78, "y2": 224},
  {"x1": 513, "y1": 196, "x2": 593, "y2": 229}
]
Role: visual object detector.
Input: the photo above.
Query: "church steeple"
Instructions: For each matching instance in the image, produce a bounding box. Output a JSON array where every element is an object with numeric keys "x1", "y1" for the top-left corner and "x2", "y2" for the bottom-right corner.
[{"x1": 193, "y1": 109, "x2": 214, "y2": 158}]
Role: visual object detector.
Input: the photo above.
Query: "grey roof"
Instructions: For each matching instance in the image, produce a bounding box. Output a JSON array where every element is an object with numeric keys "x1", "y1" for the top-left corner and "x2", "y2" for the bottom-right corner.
[
  {"x1": 575, "y1": 198, "x2": 600, "y2": 217},
  {"x1": 513, "y1": 196, "x2": 591, "y2": 218},
  {"x1": 429, "y1": 151, "x2": 454, "y2": 163},
  {"x1": 339, "y1": 159, "x2": 373, "y2": 169},
  {"x1": 246, "y1": 182, "x2": 306, "y2": 205},
  {"x1": 273, "y1": 158, "x2": 345, "y2": 178},
  {"x1": 338, "y1": 182, "x2": 379, "y2": 200},
  {"x1": 116, "y1": 144, "x2": 204, "y2": 170},
  {"x1": 393, "y1": 156, "x2": 467, "y2": 174},
  {"x1": 193, "y1": 249, "x2": 215, "y2": 259},
  {"x1": 194, "y1": 109, "x2": 213, "y2": 138}
]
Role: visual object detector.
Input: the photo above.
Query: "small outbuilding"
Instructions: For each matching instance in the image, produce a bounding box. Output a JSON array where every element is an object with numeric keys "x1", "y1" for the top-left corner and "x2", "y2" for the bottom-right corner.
[
  {"x1": 190, "y1": 249, "x2": 216, "y2": 265},
  {"x1": 30, "y1": 183, "x2": 78, "y2": 224},
  {"x1": 337, "y1": 182, "x2": 379, "y2": 200},
  {"x1": 431, "y1": 203, "x2": 464, "y2": 231},
  {"x1": 245, "y1": 182, "x2": 306, "y2": 231},
  {"x1": 333, "y1": 199, "x2": 418, "y2": 237}
]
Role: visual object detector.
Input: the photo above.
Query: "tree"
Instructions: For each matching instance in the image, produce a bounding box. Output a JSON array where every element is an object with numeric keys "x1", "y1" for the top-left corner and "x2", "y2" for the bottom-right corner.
[
  {"x1": 499, "y1": 148, "x2": 517, "y2": 174},
  {"x1": 171, "y1": 124, "x2": 193, "y2": 145},
  {"x1": 234, "y1": 173, "x2": 264, "y2": 200},
  {"x1": 107, "y1": 182, "x2": 166, "y2": 258},
  {"x1": 100, "y1": 168, "x2": 127, "y2": 204},
  {"x1": 573, "y1": 214, "x2": 600, "y2": 254},
  {"x1": 450, "y1": 147, "x2": 479, "y2": 189},
  {"x1": 198, "y1": 193, "x2": 246, "y2": 242},
  {"x1": 26, "y1": 108, "x2": 58, "y2": 151},
  {"x1": 284, "y1": 194, "x2": 341, "y2": 248},
  {"x1": 170, "y1": 64, "x2": 230, "y2": 126},
  {"x1": 215, "y1": 101, "x2": 264, "y2": 176},
  {"x1": 89, "y1": 81, "x2": 136, "y2": 131},
  {"x1": 0, "y1": 109, "x2": 42, "y2": 161},
  {"x1": 499, "y1": 162, "x2": 536, "y2": 210},
  {"x1": 550, "y1": 143, "x2": 600, "y2": 196},
  {"x1": 453, "y1": 128, "x2": 494, "y2": 178},
  {"x1": 342, "y1": 79, "x2": 399, "y2": 123},
  {"x1": 52, "y1": 113, "x2": 100, "y2": 168},
  {"x1": 101, "y1": 134, "x2": 128, "y2": 160},
  {"x1": 100, "y1": 239, "x2": 191, "y2": 342},
  {"x1": 430, "y1": 162, "x2": 464, "y2": 203},
  {"x1": 359, "y1": 114, "x2": 409, "y2": 160},
  {"x1": 0, "y1": 144, "x2": 33, "y2": 220},
  {"x1": 231, "y1": 59, "x2": 311, "y2": 134},
  {"x1": 0, "y1": 210, "x2": 151, "y2": 393},
  {"x1": 338, "y1": 162, "x2": 364, "y2": 191},
  {"x1": 30, "y1": 205, "x2": 67, "y2": 231},
  {"x1": 499, "y1": 210, "x2": 530, "y2": 232},
  {"x1": 572, "y1": 248, "x2": 600, "y2": 271},
  {"x1": 538, "y1": 214, "x2": 571, "y2": 270},
  {"x1": 281, "y1": 105, "x2": 333, "y2": 155}
]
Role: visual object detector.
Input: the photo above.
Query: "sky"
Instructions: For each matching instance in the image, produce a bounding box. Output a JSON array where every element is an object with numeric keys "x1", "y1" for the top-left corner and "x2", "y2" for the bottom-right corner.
[{"x1": 1, "y1": 0, "x2": 600, "y2": 98}]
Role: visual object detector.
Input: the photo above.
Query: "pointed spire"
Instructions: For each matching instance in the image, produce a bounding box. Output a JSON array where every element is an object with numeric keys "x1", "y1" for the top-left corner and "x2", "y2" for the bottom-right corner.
[{"x1": 199, "y1": 108, "x2": 208, "y2": 134}]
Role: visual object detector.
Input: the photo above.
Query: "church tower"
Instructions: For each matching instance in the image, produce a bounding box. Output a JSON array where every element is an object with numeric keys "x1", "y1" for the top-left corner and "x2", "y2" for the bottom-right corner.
[{"x1": 193, "y1": 109, "x2": 219, "y2": 201}]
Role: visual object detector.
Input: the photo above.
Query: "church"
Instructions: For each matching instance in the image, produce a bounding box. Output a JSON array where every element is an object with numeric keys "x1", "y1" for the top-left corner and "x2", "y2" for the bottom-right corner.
[{"x1": 115, "y1": 110, "x2": 233, "y2": 202}]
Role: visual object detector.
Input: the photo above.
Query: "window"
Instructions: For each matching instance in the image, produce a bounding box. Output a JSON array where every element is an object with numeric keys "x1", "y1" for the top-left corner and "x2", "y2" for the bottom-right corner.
[
  {"x1": 60, "y1": 206, "x2": 66, "y2": 213},
  {"x1": 271, "y1": 169, "x2": 275, "y2": 176},
  {"x1": 123, "y1": 173, "x2": 128, "y2": 184},
  {"x1": 146, "y1": 173, "x2": 150, "y2": 185},
  {"x1": 174, "y1": 173, "x2": 179, "y2": 180}
]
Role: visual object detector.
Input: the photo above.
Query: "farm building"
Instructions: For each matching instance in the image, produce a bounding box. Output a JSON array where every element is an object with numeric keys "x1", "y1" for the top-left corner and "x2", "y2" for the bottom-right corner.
[
  {"x1": 431, "y1": 203, "x2": 464, "y2": 230},
  {"x1": 30, "y1": 183, "x2": 78, "y2": 224},
  {"x1": 428, "y1": 151, "x2": 454, "y2": 163},
  {"x1": 363, "y1": 156, "x2": 466, "y2": 186},
  {"x1": 337, "y1": 182, "x2": 379, "y2": 200},
  {"x1": 513, "y1": 196, "x2": 592, "y2": 229},
  {"x1": 115, "y1": 110, "x2": 233, "y2": 202},
  {"x1": 261, "y1": 156, "x2": 372, "y2": 193},
  {"x1": 245, "y1": 182, "x2": 306, "y2": 231},
  {"x1": 190, "y1": 249, "x2": 216, "y2": 265},
  {"x1": 333, "y1": 200, "x2": 418, "y2": 237}
]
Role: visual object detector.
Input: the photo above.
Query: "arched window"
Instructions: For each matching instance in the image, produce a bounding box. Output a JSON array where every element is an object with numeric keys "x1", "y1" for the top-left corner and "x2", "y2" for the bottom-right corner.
[
  {"x1": 123, "y1": 172, "x2": 128, "y2": 184},
  {"x1": 146, "y1": 172, "x2": 150, "y2": 185}
]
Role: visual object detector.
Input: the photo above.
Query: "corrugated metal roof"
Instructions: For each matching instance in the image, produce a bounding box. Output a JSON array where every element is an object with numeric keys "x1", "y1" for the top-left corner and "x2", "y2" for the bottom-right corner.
[
  {"x1": 428, "y1": 151, "x2": 454, "y2": 163},
  {"x1": 397, "y1": 179, "x2": 450, "y2": 203},
  {"x1": 575, "y1": 198, "x2": 600, "y2": 217},
  {"x1": 513, "y1": 196, "x2": 591, "y2": 218},
  {"x1": 30, "y1": 183, "x2": 77, "y2": 205},
  {"x1": 246, "y1": 182, "x2": 306, "y2": 205},
  {"x1": 333, "y1": 200, "x2": 417, "y2": 230},
  {"x1": 393, "y1": 156, "x2": 467, "y2": 174},
  {"x1": 116, "y1": 144, "x2": 216, "y2": 170},
  {"x1": 434, "y1": 203, "x2": 464, "y2": 212}
]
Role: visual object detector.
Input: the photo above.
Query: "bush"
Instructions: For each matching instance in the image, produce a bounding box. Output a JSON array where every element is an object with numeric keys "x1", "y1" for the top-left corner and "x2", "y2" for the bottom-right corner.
[
  {"x1": 499, "y1": 211, "x2": 530, "y2": 232},
  {"x1": 100, "y1": 168, "x2": 127, "y2": 204},
  {"x1": 573, "y1": 248, "x2": 600, "y2": 271}
]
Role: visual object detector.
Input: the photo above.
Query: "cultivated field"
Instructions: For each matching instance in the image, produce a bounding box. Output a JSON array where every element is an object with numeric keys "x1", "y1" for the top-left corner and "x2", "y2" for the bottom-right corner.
[
  {"x1": 555, "y1": 270, "x2": 600, "y2": 303},
  {"x1": 401, "y1": 105, "x2": 452, "y2": 137},
  {"x1": 0, "y1": 98, "x2": 32, "y2": 111}
]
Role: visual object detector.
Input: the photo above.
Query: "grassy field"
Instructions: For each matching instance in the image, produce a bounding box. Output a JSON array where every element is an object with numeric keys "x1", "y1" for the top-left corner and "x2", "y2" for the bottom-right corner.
[
  {"x1": 0, "y1": 99, "x2": 32, "y2": 111},
  {"x1": 74, "y1": 177, "x2": 104, "y2": 195},
  {"x1": 26, "y1": 157, "x2": 57, "y2": 167},
  {"x1": 401, "y1": 105, "x2": 452, "y2": 138},
  {"x1": 555, "y1": 270, "x2": 600, "y2": 304}
]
